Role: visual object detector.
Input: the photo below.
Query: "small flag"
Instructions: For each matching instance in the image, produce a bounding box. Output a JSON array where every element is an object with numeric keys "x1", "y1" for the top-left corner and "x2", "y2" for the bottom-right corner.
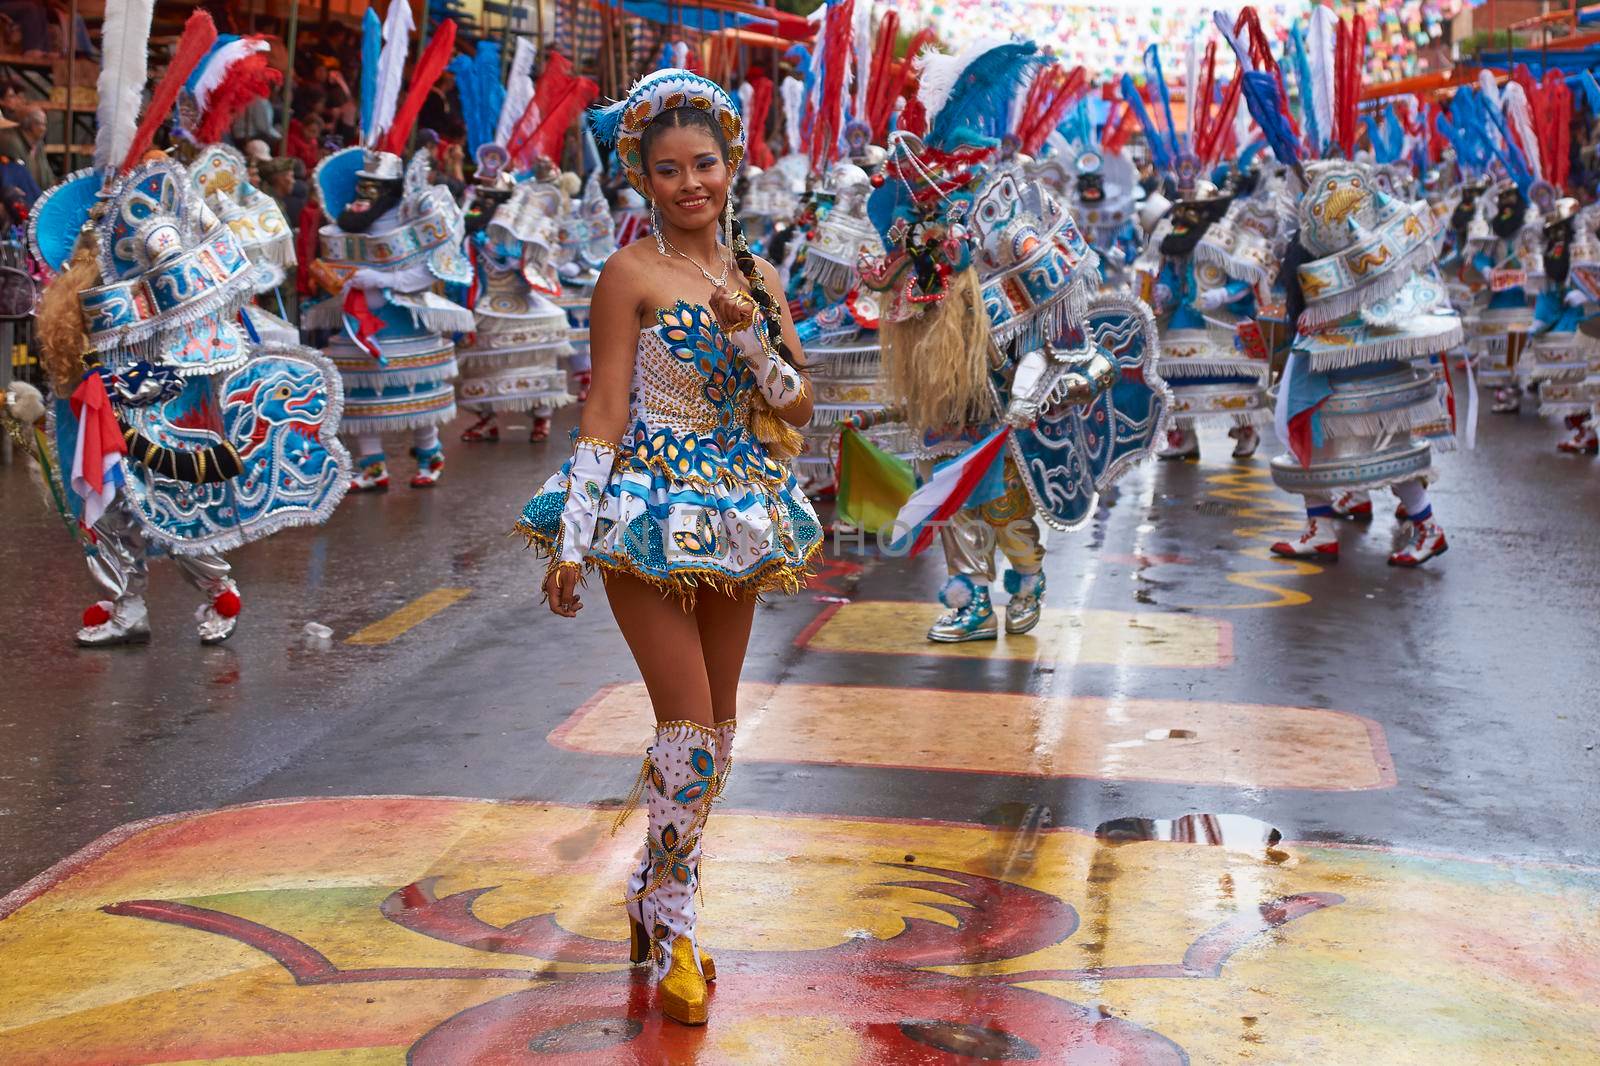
[
  {"x1": 886, "y1": 428, "x2": 1012, "y2": 557},
  {"x1": 836, "y1": 425, "x2": 916, "y2": 534},
  {"x1": 342, "y1": 287, "x2": 388, "y2": 363},
  {"x1": 69, "y1": 371, "x2": 127, "y2": 528}
]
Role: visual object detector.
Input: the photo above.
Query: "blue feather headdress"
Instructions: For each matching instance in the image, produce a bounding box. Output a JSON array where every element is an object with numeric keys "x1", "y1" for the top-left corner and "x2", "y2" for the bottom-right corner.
[
  {"x1": 588, "y1": 68, "x2": 746, "y2": 194},
  {"x1": 916, "y1": 40, "x2": 1044, "y2": 152}
]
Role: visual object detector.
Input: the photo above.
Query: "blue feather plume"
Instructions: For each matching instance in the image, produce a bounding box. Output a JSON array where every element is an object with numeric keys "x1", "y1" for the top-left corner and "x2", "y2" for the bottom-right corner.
[
  {"x1": 925, "y1": 42, "x2": 1044, "y2": 150},
  {"x1": 359, "y1": 8, "x2": 380, "y2": 139},
  {"x1": 1120, "y1": 74, "x2": 1171, "y2": 170},
  {"x1": 1142, "y1": 45, "x2": 1181, "y2": 163},
  {"x1": 1240, "y1": 72, "x2": 1300, "y2": 167},
  {"x1": 448, "y1": 54, "x2": 481, "y2": 153},
  {"x1": 589, "y1": 100, "x2": 626, "y2": 148},
  {"x1": 1238, "y1": 138, "x2": 1267, "y2": 172},
  {"x1": 478, "y1": 43, "x2": 504, "y2": 150},
  {"x1": 1287, "y1": 26, "x2": 1320, "y2": 153},
  {"x1": 1579, "y1": 71, "x2": 1600, "y2": 115}
]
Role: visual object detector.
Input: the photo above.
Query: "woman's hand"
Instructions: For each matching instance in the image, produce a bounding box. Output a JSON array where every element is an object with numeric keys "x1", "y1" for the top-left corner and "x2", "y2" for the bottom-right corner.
[
  {"x1": 709, "y1": 283, "x2": 758, "y2": 335},
  {"x1": 543, "y1": 565, "x2": 583, "y2": 618}
]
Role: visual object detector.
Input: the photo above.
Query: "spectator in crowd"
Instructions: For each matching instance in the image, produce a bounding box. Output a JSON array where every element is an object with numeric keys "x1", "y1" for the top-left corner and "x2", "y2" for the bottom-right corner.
[
  {"x1": 241, "y1": 139, "x2": 270, "y2": 186},
  {"x1": 0, "y1": 117, "x2": 40, "y2": 215},
  {"x1": 325, "y1": 85, "x2": 358, "y2": 148},
  {"x1": 286, "y1": 109, "x2": 326, "y2": 171},
  {"x1": 0, "y1": 105, "x2": 52, "y2": 196},
  {"x1": 259, "y1": 156, "x2": 306, "y2": 224},
  {"x1": 0, "y1": 0, "x2": 51, "y2": 57},
  {"x1": 231, "y1": 94, "x2": 280, "y2": 146}
]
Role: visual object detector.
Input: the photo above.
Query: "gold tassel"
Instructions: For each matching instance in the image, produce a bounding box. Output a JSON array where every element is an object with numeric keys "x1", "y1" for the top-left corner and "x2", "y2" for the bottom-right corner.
[
  {"x1": 750, "y1": 398, "x2": 804, "y2": 460},
  {"x1": 879, "y1": 268, "x2": 995, "y2": 435}
]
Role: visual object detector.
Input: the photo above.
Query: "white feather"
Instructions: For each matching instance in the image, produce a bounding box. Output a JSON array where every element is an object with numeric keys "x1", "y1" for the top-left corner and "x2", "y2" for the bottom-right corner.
[
  {"x1": 367, "y1": 0, "x2": 415, "y2": 146},
  {"x1": 95, "y1": 0, "x2": 155, "y2": 172},
  {"x1": 782, "y1": 75, "x2": 805, "y2": 155},
  {"x1": 852, "y1": 0, "x2": 873, "y2": 123},
  {"x1": 916, "y1": 38, "x2": 1005, "y2": 124},
  {"x1": 673, "y1": 42, "x2": 688, "y2": 71},
  {"x1": 1500, "y1": 82, "x2": 1542, "y2": 182},
  {"x1": 496, "y1": 36, "x2": 537, "y2": 146},
  {"x1": 1307, "y1": 4, "x2": 1336, "y2": 154},
  {"x1": 191, "y1": 37, "x2": 269, "y2": 119},
  {"x1": 738, "y1": 80, "x2": 753, "y2": 120},
  {"x1": 1478, "y1": 68, "x2": 1501, "y2": 110}
]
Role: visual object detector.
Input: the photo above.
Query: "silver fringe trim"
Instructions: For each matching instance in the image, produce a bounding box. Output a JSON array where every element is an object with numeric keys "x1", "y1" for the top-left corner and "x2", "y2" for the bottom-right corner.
[
  {"x1": 1305, "y1": 324, "x2": 1465, "y2": 372},
  {"x1": 1298, "y1": 242, "x2": 1436, "y2": 330},
  {"x1": 1193, "y1": 242, "x2": 1271, "y2": 288},
  {"x1": 801, "y1": 255, "x2": 858, "y2": 292},
  {"x1": 340, "y1": 364, "x2": 460, "y2": 389},
  {"x1": 460, "y1": 391, "x2": 576, "y2": 414},
  {"x1": 338, "y1": 401, "x2": 460, "y2": 436},
  {"x1": 1318, "y1": 396, "x2": 1448, "y2": 440}
]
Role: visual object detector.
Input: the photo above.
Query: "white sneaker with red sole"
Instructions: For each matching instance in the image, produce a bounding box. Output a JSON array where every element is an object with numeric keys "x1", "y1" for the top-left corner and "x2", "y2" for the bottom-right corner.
[
  {"x1": 1271, "y1": 518, "x2": 1340, "y2": 560},
  {"x1": 1228, "y1": 425, "x2": 1260, "y2": 459},
  {"x1": 1388, "y1": 520, "x2": 1448, "y2": 567},
  {"x1": 1331, "y1": 491, "x2": 1373, "y2": 521}
]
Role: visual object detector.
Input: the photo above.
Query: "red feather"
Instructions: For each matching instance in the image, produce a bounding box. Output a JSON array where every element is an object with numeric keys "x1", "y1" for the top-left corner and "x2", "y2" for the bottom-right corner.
[
  {"x1": 121, "y1": 10, "x2": 217, "y2": 172},
  {"x1": 875, "y1": 28, "x2": 936, "y2": 142},
  {"x1": 530, "y1": 77, "x2": 598, "y2": 166},
  {"x1": 865, "y1": 11, "x2": 898, "y2": 139},
  {"x1": 196, "y1": 51, "x2": 282, "y2": 144},
  {"x1": 811, "y1": 0, "x2": 854, "y2": 172},
  {"x1": 382, "y1": 19, "x2": 457, "y2": 158},
  {"x1": 745, "y1": 69, "x2": 775, "y2": 169}
]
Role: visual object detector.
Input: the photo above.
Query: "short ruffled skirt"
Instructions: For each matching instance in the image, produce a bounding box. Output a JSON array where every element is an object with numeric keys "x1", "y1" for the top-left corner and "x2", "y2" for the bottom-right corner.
[{"x1": 515, "y1": 455, "x2": 824, "y2": 604}]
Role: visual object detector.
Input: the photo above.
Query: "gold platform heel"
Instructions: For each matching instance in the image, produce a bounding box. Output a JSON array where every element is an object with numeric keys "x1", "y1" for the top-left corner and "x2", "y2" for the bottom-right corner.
[
  {"x1": 658, "y1": 935, "x2": 709, "y2": 1026},
  {"x1": 629, "y1": 916, "x2": 715, "y2": 980}
]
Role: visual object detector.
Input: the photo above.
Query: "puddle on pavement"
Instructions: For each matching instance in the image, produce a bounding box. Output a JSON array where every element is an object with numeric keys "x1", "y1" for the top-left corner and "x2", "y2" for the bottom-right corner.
[{"x1": 1094, "y1": 814, "x2": 1291, "y2": 863}]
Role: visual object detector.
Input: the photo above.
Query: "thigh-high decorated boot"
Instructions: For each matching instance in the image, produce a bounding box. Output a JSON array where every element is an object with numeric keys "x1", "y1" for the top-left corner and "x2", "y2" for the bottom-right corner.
[{"x1": 620, "y1": 721, "x2": 718, "y2": 1025}]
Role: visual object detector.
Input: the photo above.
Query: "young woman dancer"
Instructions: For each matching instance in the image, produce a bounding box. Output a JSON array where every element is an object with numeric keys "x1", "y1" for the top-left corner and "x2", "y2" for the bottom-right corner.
[{"x1": 514, "y1": 70, "x2": 821, "y2": 1026}]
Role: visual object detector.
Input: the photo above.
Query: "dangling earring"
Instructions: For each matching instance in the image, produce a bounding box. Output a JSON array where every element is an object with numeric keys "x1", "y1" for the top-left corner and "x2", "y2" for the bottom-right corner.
[
  {"x1": 652, "y1": 200, "x2": 667, "y2": 258},
  {"x1": 722, "y1": 197, "x2": 735, "y2": 254}
]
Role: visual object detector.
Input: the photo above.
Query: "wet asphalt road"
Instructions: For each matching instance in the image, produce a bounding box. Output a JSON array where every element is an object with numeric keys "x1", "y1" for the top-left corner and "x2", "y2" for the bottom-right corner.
[
  {"x1": 5, "y1": 379, "x2": 1600, "y2": 1065},
  {"x1": 2, "y1": 389, "x2": 1596, "y2": 894}
]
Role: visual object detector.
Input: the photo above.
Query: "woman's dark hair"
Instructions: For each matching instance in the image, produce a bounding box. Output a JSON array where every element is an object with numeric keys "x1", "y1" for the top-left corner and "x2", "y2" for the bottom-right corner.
[{"x1": 640, "y1": 106, "x2": 797, "y2": 367}]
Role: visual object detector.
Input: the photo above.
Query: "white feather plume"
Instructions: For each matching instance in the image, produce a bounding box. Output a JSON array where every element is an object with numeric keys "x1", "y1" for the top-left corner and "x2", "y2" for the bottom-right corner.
[
  {"x1": 738, "y1": 79, "x2": 754, "y2": 121},
  {"x1": 1499, "y1": 81, "x2": 1542, "y2": 182},
  {"x1": 782, "y1": 75, "x2": 805, "y2": 155},
  {"x1": 94, "y1": 0, "x2": 155, "y2": 172},
  {"x1": 367, "y1": 0, "x2": 415, "y2": 147},
  {"x1": 852, "y1": 0, "x2": 873, "y2": 122},
  {"x1": 1307, "y1": 4, "x2": 1336, "y2": 154},
  {"x1": 496, "y1": 35, "x2": 537, "y2": 146},
  {"x1": 673, "y1": 41, "x2": 689, "y2": 71},
  {"x1": 916, "y1": 38, "x2": 1005, "y2": 123},
  {"x1": 1478, "y1": 68, "x2": 1501, "y2": 110},
  {"x1": 191, "y1": 37, "x2": 269, "y2": 119}
]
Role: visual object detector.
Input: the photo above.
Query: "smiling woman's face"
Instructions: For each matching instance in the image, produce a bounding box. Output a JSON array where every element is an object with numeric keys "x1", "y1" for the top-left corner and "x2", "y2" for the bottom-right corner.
[{"x1": 642, "y1": 123, "x2": 730, "y2": 235}]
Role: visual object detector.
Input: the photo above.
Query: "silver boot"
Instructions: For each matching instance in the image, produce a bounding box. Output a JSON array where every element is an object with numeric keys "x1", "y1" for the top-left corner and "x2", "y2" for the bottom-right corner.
[
  {"x1": 1002, "y1": 569, "x2": 1046, "y2": 635},
  {"x1": 76, "y1": 597, "x2": 152, "y2": 647}
]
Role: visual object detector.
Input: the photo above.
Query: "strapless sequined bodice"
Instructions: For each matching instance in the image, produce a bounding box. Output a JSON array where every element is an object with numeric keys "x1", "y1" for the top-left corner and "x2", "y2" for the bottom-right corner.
[{"x1": 622, "y1": 301, "x2": 789, "y2": 488}]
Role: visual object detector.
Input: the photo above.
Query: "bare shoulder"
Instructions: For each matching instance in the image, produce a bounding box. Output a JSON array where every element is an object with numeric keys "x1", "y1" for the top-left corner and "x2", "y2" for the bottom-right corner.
[
  {"x1": 592, "y1": 244, "x2": 652, "y2": 306},
  {"x1": 749, "y1": 252, "x2": 783, "y2": 287}
]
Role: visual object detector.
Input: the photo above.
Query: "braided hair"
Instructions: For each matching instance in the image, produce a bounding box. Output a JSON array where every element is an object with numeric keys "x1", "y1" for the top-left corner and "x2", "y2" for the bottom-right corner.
[{"x1": 639, "y1": 106, "x2": 799, "y2": 367}]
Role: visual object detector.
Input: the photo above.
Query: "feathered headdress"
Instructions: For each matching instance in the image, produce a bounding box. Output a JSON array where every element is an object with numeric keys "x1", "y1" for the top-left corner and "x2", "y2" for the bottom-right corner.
[
  {"x1": 97, "y1": 7, "x2": 216, "y2": 175},
  {"x1": 449, "y1": 41, "x2": 504, "y2": 158},
  {"x1": 917, "y1": 39, "x2": 1044, "y2": 151},
  {"x1": 185, "y1": 34, "x2": 282, "y2": 145},
  {"x1": 587, "y1": 68, "x2": 739, "y2": 193}
]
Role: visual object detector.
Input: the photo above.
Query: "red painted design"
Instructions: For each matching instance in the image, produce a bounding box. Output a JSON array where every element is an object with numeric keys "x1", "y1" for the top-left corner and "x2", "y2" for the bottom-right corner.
[{"x1": 105, "y1": 864, "x2": 1340, "y2": 1063}]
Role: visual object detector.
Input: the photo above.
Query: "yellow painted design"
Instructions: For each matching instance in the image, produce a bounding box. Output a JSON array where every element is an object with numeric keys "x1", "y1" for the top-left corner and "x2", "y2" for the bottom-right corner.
[
  {"x1": 1181, "y1": 468, "x2": 1321, "y2": 610},
  {"x1": 804, "y1": 601, "x2": 1230, "y2": 667},
  {"x1": 1, "y1": 798, "x2": 1596, "y2": 1063},
  {"x1": 344, "y1": 588, "x2": 471, "y2": 645},
  {"x1": 557, "y1": 682, "x2": 1395, "y2": 790}
]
